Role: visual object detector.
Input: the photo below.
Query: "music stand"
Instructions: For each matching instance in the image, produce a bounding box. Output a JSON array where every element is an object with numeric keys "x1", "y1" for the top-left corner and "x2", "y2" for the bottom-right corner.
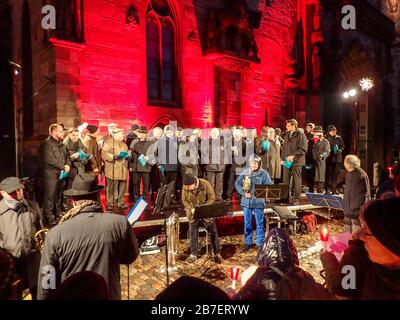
[
  {"x1": 192, "y1": 202, "x2": 228, "y2": 220},
  {"x1": 254, "y1": 184, "x2": 289, "y2": 202},
  {"x1": 153, "y1": 181, "x2": 176, "y2": 286},
  {"x1": 306, "y1": 192, "x2": 345, "y2": 219}
]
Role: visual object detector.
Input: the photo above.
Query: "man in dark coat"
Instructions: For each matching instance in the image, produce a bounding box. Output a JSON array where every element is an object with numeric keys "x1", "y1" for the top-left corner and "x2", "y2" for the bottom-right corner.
[
  {"x1": 157, "y1": 125, "x2": 179, "y2": 202},
  {"x1": 226, "y1": 129, "x2": 247, "y2": 201},
  {"x1": 343, "y1": 155, "x2": 371, "y2": 233},
  {"x1": 312, "y1": 127, "x2": 331, "y2": 193},
  {"x1": 63, "y1": 127, "x2": 89, "y2": 190},
  {"x1": 325, "y1": 125, "x2": 345, "y2": 194},
  {"x1": 179, "y1": 130, "x2": 200, "y2": 178},
  {"x1": 37, "y1": 174, "x2": 139, "y2": 300},
  {"x1": 40, "y1": 123, "x2": 71, "y2": 226},
  {"x1": 281, "y1": 119, "x2": 308, "y2": 205},
  {"x1": 130, "y1": 126, "x2": 155, "y2": 201},
  {"x1": 126, "y1": 123, "x2": 139, "y2": 201},
  {"x1": 305, "y1": 123, "x2": 316, "y2": 192},
  {"x1": 202, "y1": 128, "x2": 226, "y2": 200},
  {"x1": 0, "y1": 177, "x2": 42, "y2": 299}
]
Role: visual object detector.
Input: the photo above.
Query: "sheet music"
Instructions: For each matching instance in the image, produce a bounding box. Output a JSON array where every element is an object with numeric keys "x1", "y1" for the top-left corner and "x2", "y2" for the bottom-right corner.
[{"x1": 127, "y1": 198, "x2": 148, "y2": 225}]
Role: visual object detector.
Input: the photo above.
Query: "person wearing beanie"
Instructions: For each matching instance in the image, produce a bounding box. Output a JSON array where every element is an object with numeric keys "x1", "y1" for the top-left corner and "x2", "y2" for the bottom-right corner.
[
  {"x1": 343, "y1": 155, "x2": 371, "y2": 233},
  {"x1": 82, "y1": 124, "x2": 102, "y2": 177},
  {"x1": 235, "y1": 154, "x2": 273, "y2": 252},
  {"x1": 320, "y1": 198, "x2": 400, "y2": 299},
  {"x1": 40, "y1": 123, "x2": 71, "y2": 226},
  {"x1": 181, "y1": 173, "x2": 222, "y2": 263},
  {"x1": 325, "y1": 125, "x2": 345, "y2": 194},
  {"x1": 281, "y1": 119, "x2": 308, "y2": 205},
  {"x1": 311, "y1": 127, "x2": 330, "y2": 193}
]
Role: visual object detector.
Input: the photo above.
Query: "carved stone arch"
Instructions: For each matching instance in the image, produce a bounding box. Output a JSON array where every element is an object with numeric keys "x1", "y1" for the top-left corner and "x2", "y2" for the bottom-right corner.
[{"x1": 150, "y1": 115, "x2": 175, "y2": 129}]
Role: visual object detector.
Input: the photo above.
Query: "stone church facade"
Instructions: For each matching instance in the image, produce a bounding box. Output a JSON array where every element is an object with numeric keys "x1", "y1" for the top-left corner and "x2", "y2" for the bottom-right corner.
[{"x1": 0, "y1": 0, "x2": 399, "y2": 179}]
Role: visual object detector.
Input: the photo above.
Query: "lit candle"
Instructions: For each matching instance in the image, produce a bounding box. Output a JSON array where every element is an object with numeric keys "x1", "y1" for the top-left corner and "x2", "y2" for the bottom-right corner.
[
  {"x1": 230, "y1": 267, "x2": 240, "y2": 290},
  {"x1": 320, "y1": 225, "x2": 330, "y2": 251}
]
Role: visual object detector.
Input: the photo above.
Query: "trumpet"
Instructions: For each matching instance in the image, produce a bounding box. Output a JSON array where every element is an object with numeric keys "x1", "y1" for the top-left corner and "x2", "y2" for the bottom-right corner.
[
  {"x1": 34, "y1": 228, "x2": 49, "y2": 252},
  {"x1": 242, "y1": 175, "x2": 251, "y2": 194}
]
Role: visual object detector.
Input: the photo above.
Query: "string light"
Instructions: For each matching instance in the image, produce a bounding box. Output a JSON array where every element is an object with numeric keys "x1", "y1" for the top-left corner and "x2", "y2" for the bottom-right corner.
[{"x1": 359, "y1": 77, "x2": 374, "y2": 92}]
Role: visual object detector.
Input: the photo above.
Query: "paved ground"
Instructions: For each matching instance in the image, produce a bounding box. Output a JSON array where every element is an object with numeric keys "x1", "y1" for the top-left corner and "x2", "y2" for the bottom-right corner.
[{"x1": 120, "y1": 213, "x2": 346, "y2": 300}]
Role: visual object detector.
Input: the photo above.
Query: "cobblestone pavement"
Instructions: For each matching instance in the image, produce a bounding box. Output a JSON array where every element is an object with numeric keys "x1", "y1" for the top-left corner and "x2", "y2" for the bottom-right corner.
[{"x1": 121, "y1": 216, "x2": 346, "y2": 300}]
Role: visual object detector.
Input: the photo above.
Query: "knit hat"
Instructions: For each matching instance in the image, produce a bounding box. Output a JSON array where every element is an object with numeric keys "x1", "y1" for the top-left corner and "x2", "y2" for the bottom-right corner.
[
  {"x1": 183, "y1": 173, "x2": 196, "y2": 186},
  {"x1": 306, "y1": 123, "x2": 315, "y2": 129},
  {"x1": 0, "y1": 177, "x2": 24, "y2": 194},
  {"x1": 137, "y1": 126, "x2": 148, "y2": 134},
  {"x1": 248, "y1": 154, "x2": 262, "y2": 164},
  {"x1": 314, "y1": 126, "x2": 324, "y2": 133},
  {"x1": 327, "y1": 125, "x2": 337, "y2": 132},
  {"x1": 86, "y1": 125, "x2": 98, "y2": 134},
  {"x1": 362, "y1": 198, "x2": 400, "y2": 257}
]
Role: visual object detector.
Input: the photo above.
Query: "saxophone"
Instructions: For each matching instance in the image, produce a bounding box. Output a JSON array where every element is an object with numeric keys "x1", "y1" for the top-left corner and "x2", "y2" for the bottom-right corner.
[{"x1": 34, "y1": 228, "x2": 49, "y2": 252}]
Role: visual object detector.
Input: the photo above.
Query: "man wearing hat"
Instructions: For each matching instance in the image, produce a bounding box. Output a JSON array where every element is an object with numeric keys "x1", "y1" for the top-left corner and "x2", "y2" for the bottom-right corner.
[
  {"x1": 102, "y1": 128, "x2": 130, "y2": 210},
  {"x1": 321, "y1": 198, "x2": 400, "y2": 299},
  {"x1": 325, "y1": 125, "x2": 345, "y2": 194},
  {"x1": 82, "y1": 124, "x2": 102, "y2": 176},
  {"x1": 0, "y1": 177, "x2": 42, "y2": 299},
  {"x1": 129, "y1": 126, "x2": 155, "y2": 202},
  {"x1": 182, "y1": 173, "x2": 222, "y2": 263},
  {"x1": 235, "y1": 154, "x2": 273, "y2": 252},
  {"x1": 37, "y1": 173, "x2": 139, "y2": 300},
  {"x1": 40, "y1": 123, "x2": 71, "y2": 226},
  {"x1": 312, "y1": 126, "x2": 331, "y2": 193}
]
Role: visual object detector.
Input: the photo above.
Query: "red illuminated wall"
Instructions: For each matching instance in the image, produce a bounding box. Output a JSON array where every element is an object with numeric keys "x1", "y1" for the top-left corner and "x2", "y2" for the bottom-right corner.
[{"x1": 52, "y1": 0, "x2": 303, "y2": 134}]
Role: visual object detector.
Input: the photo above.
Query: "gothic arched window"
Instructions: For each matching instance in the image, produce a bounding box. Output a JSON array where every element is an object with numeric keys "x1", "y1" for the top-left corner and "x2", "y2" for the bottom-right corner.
[{"x1": 146, "y1": 0, "x2": 180, "y2": 106}]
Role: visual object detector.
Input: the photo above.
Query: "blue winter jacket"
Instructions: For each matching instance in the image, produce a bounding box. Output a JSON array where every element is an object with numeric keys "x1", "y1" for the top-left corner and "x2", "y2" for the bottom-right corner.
[{"x1": 235, "y1": 166, "x2": 273, "y2": 209}]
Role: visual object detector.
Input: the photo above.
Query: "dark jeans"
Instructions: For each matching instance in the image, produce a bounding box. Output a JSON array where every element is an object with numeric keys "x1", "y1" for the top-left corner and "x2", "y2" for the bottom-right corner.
[
  {"x1": 305, "y1": 166, "x2": 315, "y2": 193},
  {"x1": 326, "y1": 162, "x2": 341, "y2": 193},
  {"x1": 206, "y1": 171, "x2": 224, "y2": 200},
  {"x1": 42, "y1": 173, "x2": 64, "y2": 222},
  {"x1": 283, "y1": 166, "x2": 302, "y2": 200},
  {"x1": 106, "y1": 178, "x2": 126, "y2": 207},
  {"x1": 133, "y1": 172, "x2": 150, "y2": 201},
  {"x1": 189, "y1": 219, "x2": 221, "y2": 257},
  {"x1": 164, "y1": 171, "x2": 178, "y2": 199},
  {"x1": 226, "y1": 171, "x2": 240, "y2": 199}
]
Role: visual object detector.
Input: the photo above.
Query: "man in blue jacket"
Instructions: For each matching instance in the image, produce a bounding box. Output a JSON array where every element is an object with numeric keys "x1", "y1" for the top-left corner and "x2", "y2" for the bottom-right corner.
[{"x1": 235, "y1": 154, "x2": 273, "y2": 251}]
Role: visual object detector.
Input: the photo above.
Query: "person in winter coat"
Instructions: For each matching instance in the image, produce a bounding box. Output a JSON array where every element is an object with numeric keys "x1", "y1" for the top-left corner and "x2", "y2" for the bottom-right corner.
[
  {"x1": 320, "y1": 198, "x2": 400, "y2": 300},
  {"x1": 225, "y1": 129, "x2": 247, "y2": 201},
  {"x1": 40, "y1": 123, "x2": 71, "y2": 226},
  {"x1": 149, "y1": 126, "x2": 164, "y2": 201},
  {"x1": 233, "y1": 228, "x2": 331, "y2": 300},
  {"x1": 82, "y1": 124, "x2": 102, "y2": 176},
  {"x1": 235, "y1": 154, "x2": 273, "y2": 251},
  {"x1": 130, "y1": 126, "x2": 155, "y2": 202},
  {"x1": 37, "y1": 174, "x2": 139, "y2": 300},
  {"x1": 281, "y1": 119, "x2": 308, "y2": 205},
  {"x1": 101, "y1": 129, "x2": 130, "y2": 210},
  {"x1": 343, "y1": 155, "x2": 371, "y2": 233},
  {"x1": 0, "y1": 177, "x2": 42, "y2": 299},
  {"x1": 179, "y1": 130, "x2": 200, "y2": 178},
  {"x1": 325, "y1": 125, "x2": 345, "y2": 194},
  {"x1": 255, "y1": 127, "x2": 270, "y2": 172},
  {"x1": 266, "y1": 127, "x2": 281, "y2": 182},
  {"x1": 63, "y1": 127, "x2": 90, "y2": 190},
  {"x1": 181, "y1": 174, "x2": 222, "y2": 263},
  {"x1": 312, "y1": 126, "x2": 331, "y2": 193},
  {"x1": 156, "y1": 125, "x2": 179, "y2": 202},
  {"x1": 202, "y1": 128, "x2": 226, "y2": 200}
]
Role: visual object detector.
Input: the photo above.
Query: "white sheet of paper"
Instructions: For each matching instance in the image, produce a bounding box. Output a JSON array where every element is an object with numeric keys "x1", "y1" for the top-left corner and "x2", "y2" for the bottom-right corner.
[{"x1": 127, "y1": 198, "x2": 148, "y2": 226}]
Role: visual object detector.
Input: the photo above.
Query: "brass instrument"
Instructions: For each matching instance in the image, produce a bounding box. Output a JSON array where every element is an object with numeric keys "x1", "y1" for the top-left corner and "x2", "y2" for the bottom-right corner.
[
  {"x1": 242, "y1": 175, "x2": 251, "y2": 194},
  {"x1": 166, "y1": 212, "x2": 180, "y2": 271},
  {"x1": 34, "y1": 228, "x2": 49, "y2": 252}
]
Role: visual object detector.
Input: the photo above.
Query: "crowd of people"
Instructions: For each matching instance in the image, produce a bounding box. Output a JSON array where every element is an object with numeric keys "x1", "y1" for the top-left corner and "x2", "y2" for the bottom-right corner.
[{"x1": 1, "y1": 118, "x2": 400, "y2": 300}]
